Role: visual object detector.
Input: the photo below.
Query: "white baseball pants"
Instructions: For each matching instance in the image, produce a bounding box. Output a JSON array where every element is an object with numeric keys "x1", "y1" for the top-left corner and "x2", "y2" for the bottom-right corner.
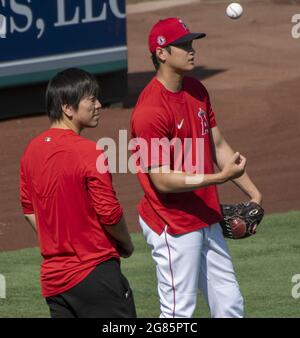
[{"x1": 139, "y1": 216, "x2": 244, "y2": 318}]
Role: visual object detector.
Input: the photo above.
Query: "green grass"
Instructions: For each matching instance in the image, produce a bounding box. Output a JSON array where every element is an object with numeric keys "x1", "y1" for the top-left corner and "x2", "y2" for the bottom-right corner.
[{"x1": 0, "y1": 211, "x2": 299, "y2": 317}]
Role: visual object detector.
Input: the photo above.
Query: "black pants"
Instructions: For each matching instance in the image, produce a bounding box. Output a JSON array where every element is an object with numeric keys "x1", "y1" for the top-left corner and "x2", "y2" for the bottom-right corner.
[{"x1": 46, "y1": 259, "x2": 136, "y2": 318}]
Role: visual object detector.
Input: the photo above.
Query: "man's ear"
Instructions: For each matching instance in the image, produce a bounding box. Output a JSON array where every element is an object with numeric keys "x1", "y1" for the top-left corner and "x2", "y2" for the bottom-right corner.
[
  {"x1": 156, "y1": 47, "x2": 168, "y2": 64},
  {"x1": 61, "y1": 104, "x2": 73, "y2": 119}
]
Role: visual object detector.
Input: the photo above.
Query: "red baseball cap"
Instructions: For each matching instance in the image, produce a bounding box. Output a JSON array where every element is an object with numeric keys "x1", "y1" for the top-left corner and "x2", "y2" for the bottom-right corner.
[{"x1": 148, "y1": 18, "x2": 206, "y2": 53}]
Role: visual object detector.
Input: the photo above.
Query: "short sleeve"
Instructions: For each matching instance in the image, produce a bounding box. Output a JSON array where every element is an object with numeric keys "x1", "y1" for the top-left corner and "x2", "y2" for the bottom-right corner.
[
  {"x1": 206, "y1": 93, "x2": 217, "y2": 129},
  {"x1": 186, "y1": 77, "x2": 217, "y2": 128},
  {"x1": 20, "y1": 157, "x2": 34, "y2": 214},
  {"x1": 83, "y1": 146, "x2": 123, "y2": 226},
  {"x1": 131, "y1": 107, "x2": 174, "y2": 169}
]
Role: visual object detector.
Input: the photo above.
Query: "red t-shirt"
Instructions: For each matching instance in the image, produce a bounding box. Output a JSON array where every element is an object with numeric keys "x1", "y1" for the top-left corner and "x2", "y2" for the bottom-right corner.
[
  {"x1": 20, "y1": 128, "x2": 123, "y2": 297},
  {"x1": 131, "y1": 76, "x2": 222, "y2": 235}
]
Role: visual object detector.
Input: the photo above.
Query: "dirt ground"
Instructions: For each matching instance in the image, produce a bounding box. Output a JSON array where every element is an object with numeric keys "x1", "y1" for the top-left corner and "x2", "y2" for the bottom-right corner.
[{"x1": 1, "y1": 1, "x2": 300, "y2": 250}]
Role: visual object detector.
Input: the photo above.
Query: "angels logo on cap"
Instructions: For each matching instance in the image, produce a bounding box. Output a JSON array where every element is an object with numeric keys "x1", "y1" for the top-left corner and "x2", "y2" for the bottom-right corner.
[
  {"x1": 148, "y1": 17, "x2": 206, "y2": 53},
  {"x1": 157, "y1": 35, "x2": 166, "y2": 46}
]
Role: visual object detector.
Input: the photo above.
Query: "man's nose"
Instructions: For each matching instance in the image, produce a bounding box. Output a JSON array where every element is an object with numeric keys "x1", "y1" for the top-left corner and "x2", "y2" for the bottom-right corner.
[{"x1": 95, "y1": 99, "x2": 102, "y2": 110}]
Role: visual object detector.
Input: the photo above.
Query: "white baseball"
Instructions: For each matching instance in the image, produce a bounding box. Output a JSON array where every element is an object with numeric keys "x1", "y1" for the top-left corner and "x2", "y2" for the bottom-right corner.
[{"x1": 226, "y1": 3, "x2": 243, "y2": 20}]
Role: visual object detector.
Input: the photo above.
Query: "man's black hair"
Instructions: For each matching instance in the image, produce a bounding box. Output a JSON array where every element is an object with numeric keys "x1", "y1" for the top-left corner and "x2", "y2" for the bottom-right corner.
[{"x1": 46, "y1": 68, "x2": 99, "y2": 122}]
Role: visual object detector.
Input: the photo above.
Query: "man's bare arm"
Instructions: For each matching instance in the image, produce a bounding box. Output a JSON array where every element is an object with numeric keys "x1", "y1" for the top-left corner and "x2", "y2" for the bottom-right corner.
[
  {"x1": 103, "y1": 216, "x2": 134, "y2": 258},
  {"x1": 148, "y1": 151, "x2": 246, "y2": 194},
  {"x1": 24, "y1": 213, "x2": 37, "y2": 233},
  {"x1": 211, "y1": 126, "x2": 262, "y2": 205}
]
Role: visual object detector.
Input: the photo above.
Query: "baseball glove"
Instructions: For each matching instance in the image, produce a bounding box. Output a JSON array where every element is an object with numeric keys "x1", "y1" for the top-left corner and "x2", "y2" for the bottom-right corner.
[{"x1": 220, "y1": 201, "x2": 264, "y2": 239}]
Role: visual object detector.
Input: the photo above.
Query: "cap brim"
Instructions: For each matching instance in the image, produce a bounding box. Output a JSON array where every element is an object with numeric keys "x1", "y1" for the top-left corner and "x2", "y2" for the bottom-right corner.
[{"x1": 170, "y1": 33, "x2": 206, "y2": 45}]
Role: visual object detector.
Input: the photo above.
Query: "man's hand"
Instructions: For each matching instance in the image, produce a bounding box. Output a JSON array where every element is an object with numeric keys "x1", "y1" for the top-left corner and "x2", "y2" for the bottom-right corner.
[
  {"x1": 117, "y1": 240, "x2": 134, "y2": 258},
  {"x1": 103, "y1": 216, "x2": 134, "y2": 258},
  {"x1": 249, "y1": 194, "x2": 263, "y2": 233},
  {"x1": 220, "y1": 201, "x2": 265, "y2": 239},
  {"x1": 221, "y1": 152, "x2": 247, "y2": 182}
]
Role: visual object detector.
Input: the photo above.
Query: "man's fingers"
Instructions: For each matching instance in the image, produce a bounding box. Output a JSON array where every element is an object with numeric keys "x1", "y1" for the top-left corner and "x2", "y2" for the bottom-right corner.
[
  {"x1": 232, "y1": 152, "x2": 240, "y2": 162},
  {"x1": 240, "y1": 156, "x2": 247, "y2": 167},
  {"x1": 250, "y1": 224, "x2": 257, "y2": 234}
]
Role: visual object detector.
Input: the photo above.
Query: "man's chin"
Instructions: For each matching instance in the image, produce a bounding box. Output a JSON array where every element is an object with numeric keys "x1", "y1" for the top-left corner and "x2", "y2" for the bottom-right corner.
[
  {"x1": 91, "y1": 121, "x2": 99, "y2": 127},
  {"x1": 177, "y1": 64, "x2": 195, "y2": 74},
  {"x1": 84, "y1": 121, "x2": 99, "y2": 128},
  {"x1": 187, "y1": 63, "x2": 195, "y2": 71}
]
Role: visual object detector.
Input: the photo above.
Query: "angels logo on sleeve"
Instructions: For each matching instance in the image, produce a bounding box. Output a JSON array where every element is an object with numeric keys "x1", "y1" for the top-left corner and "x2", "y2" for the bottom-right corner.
[{"x1": 198, "y1": 108, "x2": 209, "y2": 135}]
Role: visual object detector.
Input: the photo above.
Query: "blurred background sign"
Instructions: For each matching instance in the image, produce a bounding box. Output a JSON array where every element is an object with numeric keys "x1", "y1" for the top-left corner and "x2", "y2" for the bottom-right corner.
[{"x1": 0, "y1": 0, "x2": 128, "y2": 118}]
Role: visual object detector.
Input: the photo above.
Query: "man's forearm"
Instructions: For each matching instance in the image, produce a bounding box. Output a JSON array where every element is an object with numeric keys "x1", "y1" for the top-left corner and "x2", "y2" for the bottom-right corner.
[
  {"x1": 231, "y1": 173, "x2": 262, "y2": 203},
  {"x1": 104, "y1": 216, "x2": 134, "y2": 258},
  {"x1": 103, "y1": 216, "x2": 132, "y2": 246},
  {"x1": 149, "y1": 149, "x2": 248, "y2": 194},
  {"x1": 215, "y1": 141, "x2": 262, "y2": 203},
  {"x1": 150, "y1": 170, "x2": 227, "y2": 193}
]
